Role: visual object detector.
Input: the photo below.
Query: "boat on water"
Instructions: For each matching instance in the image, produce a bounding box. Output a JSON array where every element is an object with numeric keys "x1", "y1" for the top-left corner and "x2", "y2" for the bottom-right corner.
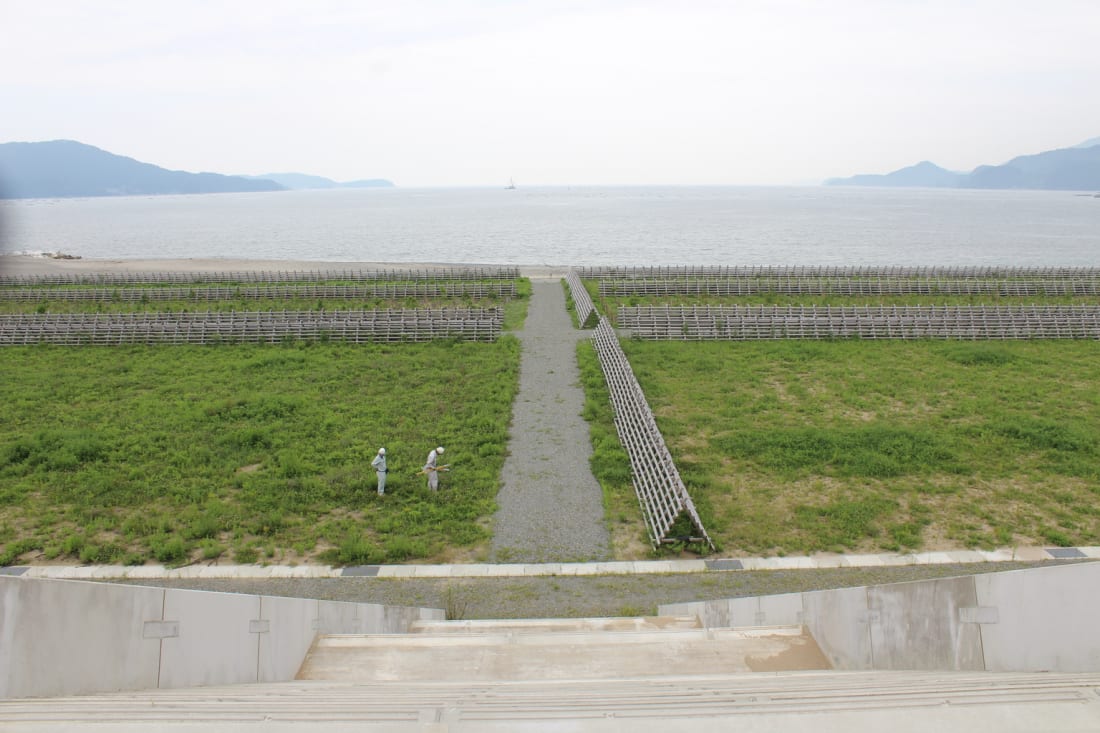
[{"x1": 506, "y1": 178, "x2": 516, "y2": 190}]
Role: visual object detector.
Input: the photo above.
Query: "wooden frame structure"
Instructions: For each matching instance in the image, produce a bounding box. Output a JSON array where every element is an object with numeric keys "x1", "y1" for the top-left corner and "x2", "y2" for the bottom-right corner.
[
  {"x1": 617, "y1": 305, "x2": 1100, "y2": 340},
  {"x1": 0, "y1": 308, "x2": 503, "y2": 345},
  {"x1": 591, "y1": 318, "x2": 714, "y2": 549}
]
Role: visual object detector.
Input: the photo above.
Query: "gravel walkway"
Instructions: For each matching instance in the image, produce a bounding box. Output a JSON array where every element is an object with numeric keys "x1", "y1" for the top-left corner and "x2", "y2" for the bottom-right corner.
[{"x1": 489, "y1": 279, "x2": 611, "y2": 563}]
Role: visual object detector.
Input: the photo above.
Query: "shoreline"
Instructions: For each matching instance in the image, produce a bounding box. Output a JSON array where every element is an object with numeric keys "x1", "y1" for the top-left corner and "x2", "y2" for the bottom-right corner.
[{"x1": 0, "y1": 253, "x2": 569, "y2": 280}]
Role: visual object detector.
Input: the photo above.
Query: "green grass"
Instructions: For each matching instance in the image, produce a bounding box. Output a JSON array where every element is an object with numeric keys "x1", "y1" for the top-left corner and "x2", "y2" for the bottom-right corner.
[
  {"x1": 576, "y1": 342, "x2": 650, "y2": 557},
  {"x1": 0, "y1": 339, "x2": 521, "y2": 566},
  {"x1": 616, "y1": 339, "x2": 1100, "y2": 555}
]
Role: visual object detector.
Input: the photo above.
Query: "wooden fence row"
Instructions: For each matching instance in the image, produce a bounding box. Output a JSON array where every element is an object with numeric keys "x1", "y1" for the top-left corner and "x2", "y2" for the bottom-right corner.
[
  {"x1": 0, "y1": 266, "x2": 521, "y2": 287},
  {"x1": 599, "y1": 277, "x2": 1100, "y2": 297},
  {"x1": 0, "y1": 308, "x2": 503, "y2": 345},
  {"x1": 565, "y1": 270, "x2": 599, "y2": 328},
  {"x1": 592, "y1": 319, "x2": 714, "y2": 549},
  {"x1": 617, "y1": 305, "x2": 1100, "y2": 340},
  {"x1": 580, "y1": 265, "x2": 1100, "y2": 279},
  {"x1": 0, "y1": 282, "x2": 517, "y2": 302}
]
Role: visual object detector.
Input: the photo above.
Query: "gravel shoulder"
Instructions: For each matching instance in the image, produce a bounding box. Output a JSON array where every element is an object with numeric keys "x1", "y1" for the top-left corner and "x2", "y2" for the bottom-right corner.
[{"x1": 109, "y1": 562, "x2": 1077, "y2": 619}]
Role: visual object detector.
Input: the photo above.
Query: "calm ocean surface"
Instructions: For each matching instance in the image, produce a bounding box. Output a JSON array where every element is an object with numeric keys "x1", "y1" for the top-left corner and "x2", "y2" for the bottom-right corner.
[{"x1": 2, "y1": 186, "x2": 1099, "y2": 267}]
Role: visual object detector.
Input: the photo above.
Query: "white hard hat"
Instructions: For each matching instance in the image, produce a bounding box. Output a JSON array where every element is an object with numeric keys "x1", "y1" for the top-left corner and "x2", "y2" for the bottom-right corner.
[
  {"x1": 437, "y1": 446, "x2": 445, "y2": 453},
  {"x1": 378, "y1": 448, "x2": 386, "y2": 455}
]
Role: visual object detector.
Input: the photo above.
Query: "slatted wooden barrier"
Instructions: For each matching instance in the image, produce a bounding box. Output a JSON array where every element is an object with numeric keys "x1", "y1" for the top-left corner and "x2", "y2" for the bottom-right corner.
[
  {"x1": 0, "y1": 266, "x2": 520, "y2": 287},
  {"x1": 591, "y1": 318, "x2": 714, "y2": 549},
  {"x1": 599, "y1": 277, "x2": 1100, "y2": 297},
  {"x1": 565, "y1": 270, "x2": 599, "y2": 328},
  {"x1": 0, "y1": 308, "x2": 503, "y2": 345},
  {"x1": 580, "y1": 265, "x2": 1100, "y2": 279},
  {"x1": 0, "y1": 282, "x2": 517, "y2": 302},
  {"x1": 617, "y1": 305, "x2": 1100, "y2": 340}
]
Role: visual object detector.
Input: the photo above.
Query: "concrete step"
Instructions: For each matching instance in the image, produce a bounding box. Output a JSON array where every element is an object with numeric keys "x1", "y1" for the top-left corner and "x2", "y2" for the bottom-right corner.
[
  {"x1": 4, "y1": 671, "x2": 1100, "y2": 731},
  {"x1": 297, "y1": 619, "x2": 832, "y2": 682},
  {"x1": 407, "y1": 615, "x2": 702, "y2": 634}
]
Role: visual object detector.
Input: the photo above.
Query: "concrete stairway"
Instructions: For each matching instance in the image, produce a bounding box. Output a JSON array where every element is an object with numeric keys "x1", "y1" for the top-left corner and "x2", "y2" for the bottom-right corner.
[
  {"x1": 5, "y1": 671, "x2": 1100, "y2": 731},
  {"x1": 296, "y1": 616, "x2": 832, "y2": 682},
  {"x1": 5, "y1": 617, "x2": 1100, "y2": 731}
]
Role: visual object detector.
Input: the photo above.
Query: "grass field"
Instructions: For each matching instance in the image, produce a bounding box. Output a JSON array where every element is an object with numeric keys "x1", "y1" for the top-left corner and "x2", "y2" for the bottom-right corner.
[
  {"x1": 0, "y1": 274, "x2": 528, "y2": 567},
  {"x1": 4, "y1": 271, "x2": 1098, "y2": 565},
  {"x1": 617, "y1": 338, "x2": 1100, "y2": 555},
  {"x1": 0, "y1": 339, "x2": 521, "y2": 566}
]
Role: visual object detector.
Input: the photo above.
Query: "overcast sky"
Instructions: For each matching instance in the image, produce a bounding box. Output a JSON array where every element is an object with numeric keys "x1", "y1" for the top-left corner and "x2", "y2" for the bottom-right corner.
[{"x1": 4, "y1": 0, "x2": 1100, "y2": 187}]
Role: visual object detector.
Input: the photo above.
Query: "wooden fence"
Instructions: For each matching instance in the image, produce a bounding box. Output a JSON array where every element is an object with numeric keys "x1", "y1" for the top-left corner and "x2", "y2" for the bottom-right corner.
[
  {"x1": 565, "y1": 270, "x2": 599, "y2": 328},
  {"x1": 0, "y1": 308, "x2": 503, "y2": 345},
  {"x1": 0, "y1": 266, "x2": 521, "y2": 287},
  {"x1": 580, "y1": 265, "x2": 1100, "y2": 279},
  {"x1": 592, "y1": 319, "x2": 714, "y2": 549},
  {"x1": 617, "y1": 305, "x2": 1100, "y2": 340},
  {"x1": 599, "y1": 277, "x2": 1100, "y2": 297},
  {"x1": 0, "y1": 282, "x2": 517, "y2": 303}
]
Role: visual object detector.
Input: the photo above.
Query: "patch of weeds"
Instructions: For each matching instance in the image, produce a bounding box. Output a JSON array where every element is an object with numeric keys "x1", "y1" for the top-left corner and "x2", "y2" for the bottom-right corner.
[
  {"x1": 78, "y1": 541, "x2": 127, "y2": 564},
  {"x1": 319, "y1": 533, "x2": 382, "y2": 566},
  {"x1": 384, "y1": 536, "x2": 430, "y2": 562},
  {"x1": 149, "y1": 534, "x2": 188, "y2": 565},
  {"x1": 1042, "y1": 528, "x2": 1074, "y2": 547},
  {"x1": 794, "y1": 497, "x2": 897, "y2": 551},
  {"x1": 199, "y1": 539, "x2": 226, "y2": 560},
  {"x1": 234, "y1": 544, "x2": 260, "y2": 564},
  {"x1": 443, "y1": 583, "x2": 471, "y2": 620}
]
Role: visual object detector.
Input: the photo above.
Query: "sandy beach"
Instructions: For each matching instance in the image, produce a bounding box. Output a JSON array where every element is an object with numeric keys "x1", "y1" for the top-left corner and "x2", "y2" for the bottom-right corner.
[{"x1": 0, "y1": 254, "x2": 567, "y2": 280}]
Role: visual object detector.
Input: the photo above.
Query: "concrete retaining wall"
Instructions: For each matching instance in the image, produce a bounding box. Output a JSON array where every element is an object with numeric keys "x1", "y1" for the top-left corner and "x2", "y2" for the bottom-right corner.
[
  {"x1": 660, "y1": 561, "x2": 1100, "y2": 673},
  {"x1": 0, "y1": 576, "x2": 444, "y2": 699}
]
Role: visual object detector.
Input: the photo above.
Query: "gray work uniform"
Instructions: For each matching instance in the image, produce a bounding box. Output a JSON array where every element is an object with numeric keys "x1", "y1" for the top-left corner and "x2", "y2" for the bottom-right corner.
[{"x1": 371, "y1": 452, "x2": 387, "y2": 495}]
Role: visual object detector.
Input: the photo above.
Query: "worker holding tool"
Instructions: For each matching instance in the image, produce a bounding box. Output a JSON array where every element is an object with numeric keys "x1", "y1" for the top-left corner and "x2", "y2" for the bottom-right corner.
[{"x1": 423, "y1": 446, "x2": 446, "y2": 490}]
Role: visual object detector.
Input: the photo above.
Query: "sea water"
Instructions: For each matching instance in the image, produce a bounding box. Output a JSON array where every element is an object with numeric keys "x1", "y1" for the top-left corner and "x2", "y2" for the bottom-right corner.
[{"x1": 2, "y1": 186, "x2": 1099, "y2": 267}]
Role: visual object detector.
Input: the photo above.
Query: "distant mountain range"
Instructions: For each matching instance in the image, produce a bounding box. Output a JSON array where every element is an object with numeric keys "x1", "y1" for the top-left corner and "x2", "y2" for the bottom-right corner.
[
  {"x1": 826, "y1": 138, "x2": 1100, "y2": 190},
  {"x1": 0, "y1": 140, "x2": 393, "y2": 199},
  {"x1": 242, "y1": 172, "x2": 394, "y2": 190}
]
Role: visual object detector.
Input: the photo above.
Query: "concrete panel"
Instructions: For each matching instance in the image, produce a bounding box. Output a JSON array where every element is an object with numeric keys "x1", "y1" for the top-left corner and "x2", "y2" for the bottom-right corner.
[
  {"x1": 157, "y1": 589, "x2": 261, "y2": 689},
  {"x1": 756, "y1": 592, "x2": 805, "y2": 626},
  {"x1": 0, "y1": 577, "x2": 164, "y2": 698},
  {"x1": 256, "y1": 595, "x2": 318, "y2": 683},
  {"x1": 974, "y1": 562, "x2": 1100, "y2": 672},
  {"x1": 317, "y1": 598, "x2": 370, "y2": 634},
  {"x1": 382, "y1": 603, "x2": 442, "y2": 632},
  {"x1": 726, "y1": 597, "x2": 762, "y2": 628},
  {"x1": 669, "y1": 594, "x2": 808, "y2": 629},
  {"x1": 867, "y1": 575, "x2": 984, "y2": 671},
  {"x1": 656, "y1": 600, "x2": 705, "y2": 620},
  {"x1": 802, "y1": 586, "x2": 873, "y2": 670}
]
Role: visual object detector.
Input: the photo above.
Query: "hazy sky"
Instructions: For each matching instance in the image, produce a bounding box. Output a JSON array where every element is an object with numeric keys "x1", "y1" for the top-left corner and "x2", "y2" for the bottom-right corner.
[{"x1": 4, "y1": 0, "x2": 1100, "y2": 186}]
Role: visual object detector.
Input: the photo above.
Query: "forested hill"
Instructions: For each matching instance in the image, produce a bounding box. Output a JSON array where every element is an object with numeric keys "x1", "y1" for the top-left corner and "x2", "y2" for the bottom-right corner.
[
  {"x1": 826, "y1": 139, "x2": 1100, "y2": 190},
  {"x1": 0, "y1": 140, "x2": 285, "y2": 199}
]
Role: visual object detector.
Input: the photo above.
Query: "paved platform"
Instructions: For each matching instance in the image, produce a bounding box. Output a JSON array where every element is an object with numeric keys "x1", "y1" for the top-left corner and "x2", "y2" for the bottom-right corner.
[
  {"x1": 3, "y1": 545, "x2": 1097, "y2": 580},
  {"x1": 298, "y1": 618, "x2": 830, "y2": 682}
]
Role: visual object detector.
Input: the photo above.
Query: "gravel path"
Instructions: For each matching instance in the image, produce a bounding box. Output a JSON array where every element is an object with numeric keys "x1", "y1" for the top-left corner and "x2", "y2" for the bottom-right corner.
[{"x1": 489, "y1": 279, "x2": 611, "y2": 562}]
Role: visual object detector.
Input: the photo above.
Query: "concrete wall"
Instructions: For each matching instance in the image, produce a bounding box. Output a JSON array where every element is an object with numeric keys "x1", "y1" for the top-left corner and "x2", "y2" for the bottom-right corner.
[
  {"x1": 660, "y1": 561, "x2": 1100, "y2": 673},
  {"x1": 0, "y1": 576, "x2": 444, "y2": 699}
]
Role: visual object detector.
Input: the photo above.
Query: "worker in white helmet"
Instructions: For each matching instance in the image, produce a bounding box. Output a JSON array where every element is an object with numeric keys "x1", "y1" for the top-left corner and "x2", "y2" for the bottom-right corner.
[
  {"x1": 424, "y1": 446, "x2": 445, "y2": 491},
  {"x1": 371, "y1": 447, "x2": 387, "y2": 495}
]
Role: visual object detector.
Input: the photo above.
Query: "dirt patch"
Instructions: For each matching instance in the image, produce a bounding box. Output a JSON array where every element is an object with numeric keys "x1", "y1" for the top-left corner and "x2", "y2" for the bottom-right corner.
[{"x1": 745, "y1": 630, "x2": 833, "y2": 672}]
